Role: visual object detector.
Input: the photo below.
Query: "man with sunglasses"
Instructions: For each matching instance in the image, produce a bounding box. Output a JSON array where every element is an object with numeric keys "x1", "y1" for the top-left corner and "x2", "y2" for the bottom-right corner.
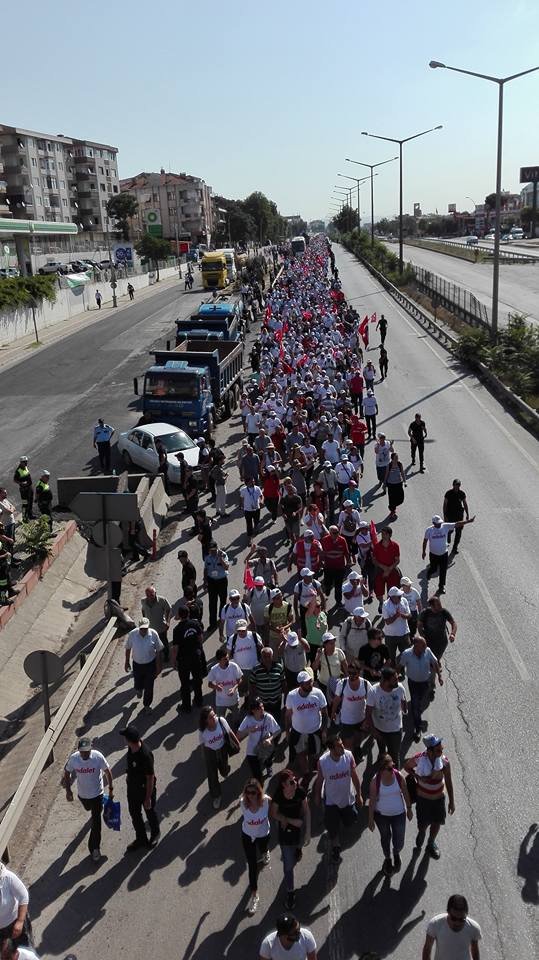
[
  {"x1": 259, "y1": 913, "x2": 317, "y2": 960},
  {"x1": 285, "y1": 670, "x2": 327, "y2": 777},
  {"x1": 314, "y1": 732, "x2": 362, "y2": 863},
  {"x1": 422, "y1": 894, "x2": 481, "y2": 959}
]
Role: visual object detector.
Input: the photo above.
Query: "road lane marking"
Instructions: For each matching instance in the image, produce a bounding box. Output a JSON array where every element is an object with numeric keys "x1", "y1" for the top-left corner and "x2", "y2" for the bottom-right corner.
[{"x1": 462, "y1": 550, "x2": 530, "y2": 683}]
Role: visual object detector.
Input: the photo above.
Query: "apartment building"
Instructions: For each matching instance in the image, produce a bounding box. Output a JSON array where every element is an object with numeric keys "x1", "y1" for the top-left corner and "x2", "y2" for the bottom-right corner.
[
  {"x1": 0, "y1": 124, "x2": 120, "y2": 234},
  {"x1": 119, "y1": 170, "x2": 214, "y2": 246}
]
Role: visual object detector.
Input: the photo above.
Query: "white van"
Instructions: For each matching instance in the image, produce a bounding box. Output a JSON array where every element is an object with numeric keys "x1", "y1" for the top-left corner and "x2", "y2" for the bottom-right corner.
[
  {"x1": 220, "y1": 248, "x2": 237, "y2": 283},
  {"x1": 509, "y1": 227, "x2": 524, "y2": 240}
]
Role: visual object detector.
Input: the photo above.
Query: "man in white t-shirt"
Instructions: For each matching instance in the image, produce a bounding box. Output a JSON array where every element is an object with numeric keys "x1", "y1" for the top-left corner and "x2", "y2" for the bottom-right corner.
[
  {"x1": 423, "y1": 894, "x2": 482, "y2": 960},
  {"x1": 366, "y1": 666, "x2": 407, "y2": 765},
  {"x1": 285, "y1": 671, "x2": 327, "y2": 775},
  {"x1": 124, "y1": 618, "x2": 164, "y2": 713},
  {"x1": 62, "y1": 736, "x2": 113, "y2": 862},
  {"x1": 330, "y1": 660, "x2": 373, "y2": 755},
  {"x1": 382, "y1": 586, "x2": 411, "y2": 662},
  {"x1": 208, "y1": 646, "x2": 243, "y2": 719},
  {"x1": 400, "y1": 575, "x2": 421, "y2": 636},
  {"x1": 422, "y1": 513, "x2": 475, "y2": 595},
  {"x1": 227, "y1": 619, "x2": 261, "y2": 688},
  {"x1": 259, "y1": 913, "x2": 317, "y2": 960},
  {"x1": 219, "y1": 590, "x2": 253, "y2": 640},
  {"x1": 374, "y1": 433, "x2": 392, "y2": 487},
  {"x1": 0, "y1": 863, "x2": 30, "y2": 948},
  {"x1": 1, "y1": 939, "x2": 41, "y2": 960},
  {"x1": 240, "y1": 477, "x2": 264, "y2": 538},
  {"x1": 314, "y1": 733, "x2": 362, "y2": 862}
]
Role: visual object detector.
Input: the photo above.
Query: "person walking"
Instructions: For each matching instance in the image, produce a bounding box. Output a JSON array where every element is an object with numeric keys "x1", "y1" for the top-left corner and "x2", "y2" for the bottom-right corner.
[
  {"x1": 92, "y1": 418, "x2": 115, "y2": 473},
  {"x1": 376, "y1": 313, "x2": 388, "y2": 344},
  {"x1": 314, "y1": 732, "x2": 362, "y2": 863},
  {"x1": 378, "y1": 345, "x2": 389, "y2": 381},
  {"x1": 0, "y1": 864, "x2": 31, "y2": 947},
  {"x1": 249, "y1": 647, "x2": 286, "y2": 725},
  {"x1": 35, "y1": 471, "x2": 52, "y2": 531},
  {"x1": 408, "y1": 413, "x2": 427, "y2": 472},
  {"x1": 422, "y1": 513, "x2": 475, "y2": 595},
  {"x1": 12, "y1": 457, "x2": 34, "y2": 521},
  {"x1": 382, "y1": 586, "x2": 411, "y2": 664},
  {"x1": 177, "y1": 549, "x2": 198, "y2": 596},
  {"x1": 366, "y1": 666, "x2": 407, "y2": 765},
  {"x1": 368, "y1": 752, "x2": 413, "y2": 876},
  {"x1": 259, "y1": 914, "x2": 318, "y2": 960},
  {"x1": 238, "y1": 697, "x2": 281, "y2": 783},
  {"x1": 374, "y1": 434, "x2": 392, "y2": 490},
  {"x1": 339, "y1": 607, "x2": 371, "y2": 661},
  {"x1": 141, "y1": 586, "x2": 171, "y2": 661},
  {"x1": 124, "y1": 617, "x2": 163, "y2": 714},
  {"x1": 95, "y1": 289, "x2": 102, "y2": 309},
  {"x1": 285, "y1": 670, "x2": 328, "y2": 777},
  {"x1": 208, "y1": 646, "x2": 243, "y2": 722},
  {"x1": 443, "y1": 479, "x2": 470, "y2": 554},
  {"x1": 422, "y1": 895, "x2": 482, "y2": 960},
  {"x1": 127, "y1": 282, "x2": 135, "y2": 301},
  {"x1": 203, "y1": 542, "x2": 229, "y2": 629},
  {"x1": 398, "y1": 636, "x2": 442, "y2": 741},
  {"x1": 62, "y1": 736, "x2": 113, "y2": 862},
  {"x1": 198, "y1": 705, "x2": 239, "y2": 809},
  {"x1": 400, "y1": 576, "x2": 421, "y2": 637},
  {"x1": 120, "y1": 725, "x2": 160, "y2": 851},
  {"x1": 372, "y1": 526, "x2": 401, "y2": 613},
  {"x1": 317, "y1": 461, "x2": 338, "y2": 523},
  {"x1": 330, "y1": 659, "x2": 372, "y2": 757},
  {"x1": 171, "y1": 607, "x2": 206, "y2": 712},
  {"x1": 219, "y1": 589, "x2": 253, "y2": 641},
  {"x1": 210, "y1": 453, "x2": 228, "y2": 518},
  {"x1": 240, "y1": 778, "x2": 272, "y2": 916},
  {"x1": 320, "y1": 526, "x2": 350, "y2": 606},
  {"x1": 362, "y1": 390, "x2": 378, "y2": 440},
  {"x1": 418, "y1": 596, "x2": 457, "y2": 683},
  {"x1": 270, "y1": 770, "x2": 311, "y2": 911},
  {"x1": 404, "y1": 734, "x2": 455, "y2": 859},
  {"x1": 240, "y1": 477, "x2": 264, "y2": 539},
  {"x1": 312, "y1": 632, "x2": 347, "y2": 704},
  {"x1": 384, "y1": 452, "x2": 406, "y2": 519}
]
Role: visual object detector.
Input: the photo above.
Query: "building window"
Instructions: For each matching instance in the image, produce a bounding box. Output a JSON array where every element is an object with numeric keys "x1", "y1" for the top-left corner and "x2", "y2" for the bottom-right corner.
[
  {"x1": 113, "y1": 185, "x2": 118, "y2": 193},
  {"x1": 58, "y1": 161, "x2": 63, "y2": 170},
  {"x1": 100, "y1": 183, "x2": 106, "y2": 191},
  {"x1": 99, "y1": 166, "x2": 104, "y2": 174},
  {"x1": 31, "y1": 157, "x2": 37, "y2": 167},
  {"x1": 60, "y1": 180, "x2": 65, "y2": 188},
  {"x1": 47, "y1": 142, "x2": 52, "y2": 152},
  {"x1": 63, "y1": 198, "x2": 68, "y2": 207}
]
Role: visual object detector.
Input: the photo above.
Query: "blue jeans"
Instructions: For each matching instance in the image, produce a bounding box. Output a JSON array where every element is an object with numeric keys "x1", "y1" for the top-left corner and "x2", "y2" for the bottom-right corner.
[
  {"x1": 374, "y1": 811, "x2": 406, "y2": 858},
  {"x1": 281, "y1": 844, "x2": 297, "y2": 891}
]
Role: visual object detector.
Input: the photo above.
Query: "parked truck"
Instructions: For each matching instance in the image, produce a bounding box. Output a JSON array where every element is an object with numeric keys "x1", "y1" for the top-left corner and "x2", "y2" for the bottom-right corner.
[
  {"x1": 135, "y1": 339, "x2": 244, "y2": 436},
  {"x1": 175, "y1": 296, "x2": 245, "y2": 344}
]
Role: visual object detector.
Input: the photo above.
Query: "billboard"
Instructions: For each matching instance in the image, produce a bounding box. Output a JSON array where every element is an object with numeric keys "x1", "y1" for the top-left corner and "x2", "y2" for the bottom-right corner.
[
  {"x1": 113, "y1": 243, "x2": 134, "y2": 264},
  {"x1": 413, "y1": 203, "x2": 422, "y2": 217},
  {"x1": 520, "y1": 166, "x2": 539, "y2": 183},
  {"x1": 144, "y1": 209, "x2": 163, "y2": 238},
  {"x1": 448, "y1": 203, "x2": 457, "y2": 213}
]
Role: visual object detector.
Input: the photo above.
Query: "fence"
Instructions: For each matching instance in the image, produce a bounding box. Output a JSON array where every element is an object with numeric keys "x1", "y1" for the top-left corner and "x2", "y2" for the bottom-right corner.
[
  {"x1": 413, "y1": 264, "x2": 490, "y2": 331},
  {"x1": 406, "y1": 236, "x2": 539, "y2": 264}
]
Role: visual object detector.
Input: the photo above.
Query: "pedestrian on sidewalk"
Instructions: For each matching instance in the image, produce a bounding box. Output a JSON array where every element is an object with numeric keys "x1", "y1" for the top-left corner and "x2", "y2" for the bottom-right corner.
[
  {"x1": 0, "y1": 864, "x2": 32, "y2": 948},
  {"x1": 12, "y1": 458, "x2": 34, "y2": 521},
  {"x1": 35, "y1": 471, "x2": 53, "y2": 532},
  {"x1": 124, "y1": 617, "x2": 163, "y2": 714},
  {"x1": 127, "y1": 282, "x2": 135, "y2": 301},
  {"x1": 404, "y1": 734, "x2": 455, "y2": 860},
  {"x1": 95, "y1": 289, "x2": 102, "y2": 309},
  {"x1": 422, "y1": 894, "x2": 482, "y2": 959},
  {"x1": 240, "y1": 778, "x2": 272, "y2": 916},
  {"x1": 120, "y1": 726, "x2": 160, "y2": 852},
  {"x1": 62, "y1": 736, "x2": 113, "y2": 862},
  {"x1": 141, "y1": 586, "x2": 172, "y2": 661},
  {"x1": 368, "y1": 752, "x2": 413, "y2": 876},
  {"x1": 93, "y1": 418, "x2": 115, "y2": 473}
]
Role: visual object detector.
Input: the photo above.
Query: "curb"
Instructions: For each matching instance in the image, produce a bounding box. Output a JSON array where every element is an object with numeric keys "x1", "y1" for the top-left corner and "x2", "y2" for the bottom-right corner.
[{"x1": 0, "y1": 520, "x2": 78, "y2": 632}]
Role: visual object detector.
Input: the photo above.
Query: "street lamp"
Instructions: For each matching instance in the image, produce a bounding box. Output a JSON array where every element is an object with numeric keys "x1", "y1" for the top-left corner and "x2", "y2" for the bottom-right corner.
[
  {"x1": 430, "y1": 59, "x2": 539, "y2": 339},
  {"x1": 334, "y1": 187, "x2": 353, "y2": 230},
  {"x1": 359, "y1": 125, "x2": 442, "y2": 272},
  {"x1": 337, "y1": 173, "x2": 373, "y2": 232},
  {"x1": 344, "y1": 157, "x2": 397, "y2": 246}
]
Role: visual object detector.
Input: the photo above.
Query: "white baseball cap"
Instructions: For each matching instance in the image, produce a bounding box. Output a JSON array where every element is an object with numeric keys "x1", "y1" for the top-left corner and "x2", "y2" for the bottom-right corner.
[
  {"x1": 300, "y1": 567, "x2": 314, "y2": 577},
  {"x1": 286, "y1": 631, "x2": 300, "y2": 647},
  {"x1": 229, "y1": 589, "x2": 240, "y2": 599},
  {"x1": 254, "y1": 576, "x2": 265, "y2": 586},
  {"x1": 388, "y1": 586, "x2": 403, "y2": 598},
  {"x1": 348, "y1": 571, "x2": 362, "y2": 581},
  {"x1": 297, "y1": 670, "x2": 312, "y2": 684},
  {"x1": 343, "y1": 583, "x2": 354, "y2": 594},
  {"x1": 353, "y1": 607, "x2": 367, "y2": 618}
]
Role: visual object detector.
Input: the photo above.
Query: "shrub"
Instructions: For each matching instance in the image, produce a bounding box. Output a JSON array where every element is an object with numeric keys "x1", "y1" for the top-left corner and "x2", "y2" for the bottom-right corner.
[{"x1": 0, "y1": 275, "x2": 57, "y2": 312}]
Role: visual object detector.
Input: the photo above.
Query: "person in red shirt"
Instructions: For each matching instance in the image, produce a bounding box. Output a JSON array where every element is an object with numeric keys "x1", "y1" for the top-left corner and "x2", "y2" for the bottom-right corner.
[
  {"x1": 262, "y1": 466, "x2": 281, "y2": 521},
  {"x1": 321, "y1": 526, "x2": 350, "y2": 605},
  {"x1": 350, "y1": 414, "x2": 369, "y2": 459},
  {"x1": 372, "y1": 526, "x2": 401, "y2": 613},
  {"x1": 349, "y1": 370, "x2": 365, "y2": 416}
]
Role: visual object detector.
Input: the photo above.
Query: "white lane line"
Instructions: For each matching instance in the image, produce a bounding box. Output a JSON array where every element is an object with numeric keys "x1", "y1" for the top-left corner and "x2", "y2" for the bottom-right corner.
[{"x1": 462, "y1": 550, "x2": 530, "y2": 683}]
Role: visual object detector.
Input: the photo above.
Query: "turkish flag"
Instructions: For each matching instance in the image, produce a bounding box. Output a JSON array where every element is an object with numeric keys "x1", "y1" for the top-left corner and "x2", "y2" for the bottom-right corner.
[
  {"x1": 370, "y1": 520, "x2": 378, "y2": 545},
  {"x1": 358, "y1": 315, "x2": 370, "y2": 348}
]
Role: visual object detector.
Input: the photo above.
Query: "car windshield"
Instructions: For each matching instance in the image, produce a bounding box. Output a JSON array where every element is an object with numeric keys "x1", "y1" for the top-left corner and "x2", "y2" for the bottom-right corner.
[
  {"x1": 155, "y1": 431, "x2": 195, "y2": 452},
  {"x1": 145, "y1": 372, "x2": 200, "y2": 399}
]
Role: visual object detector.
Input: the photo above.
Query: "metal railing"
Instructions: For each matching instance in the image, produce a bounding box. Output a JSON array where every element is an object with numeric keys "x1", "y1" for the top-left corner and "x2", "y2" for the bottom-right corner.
[
  {"x1": 406, "y1": 236, "x2": 539, "y2": 264},
  {"x1": 413, "y1": 265, "x2": 490, "y2": 330},
  {"x1": 0, "y1": 617, "x2": 117, "y2": 861}
]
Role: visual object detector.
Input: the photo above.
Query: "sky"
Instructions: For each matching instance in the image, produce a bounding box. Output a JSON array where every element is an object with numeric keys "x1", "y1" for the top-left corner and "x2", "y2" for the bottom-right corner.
[{"x1": 4, "y1": 0, "x2": 539, "y2": 224}]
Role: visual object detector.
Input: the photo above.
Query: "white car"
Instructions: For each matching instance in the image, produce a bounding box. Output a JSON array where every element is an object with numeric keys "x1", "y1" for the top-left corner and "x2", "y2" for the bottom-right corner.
[
  {"x1": 465, "y1": 236, "x2": 478, "y2": 246},
  {"x1": 117, "y1": 422, "x2": 200, "y2": 484}
]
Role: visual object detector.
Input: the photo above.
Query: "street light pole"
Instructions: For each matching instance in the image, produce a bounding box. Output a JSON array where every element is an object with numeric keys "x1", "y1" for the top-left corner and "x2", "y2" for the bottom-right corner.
[
  {"x1": 334, "y1": 187, "x2": 353, "y2": 231},
  {"x1": 359, "y1": 126, "x2": 442, "y2": 273},
  {"x1": 337, "y1": 173, "x2": 373, "y2": 233},
  {"x1": 429, "y1": 60, "x2": 539, "y2": 339},
  {"x1": 345, "y1": 156, "x2": 397, "y2": 246}
]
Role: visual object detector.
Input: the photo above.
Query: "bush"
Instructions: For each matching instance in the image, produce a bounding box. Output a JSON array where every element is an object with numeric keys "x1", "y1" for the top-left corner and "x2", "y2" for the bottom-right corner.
[
  {"x1": 340, "y1": 230, "x2": 414, "y2": 288},
  {"x1": 456, "y1": 314, "x2": 539, "y2": 404},
  {"x1": 0, "y1": 274, "x2": 57, "y2": 312},
  {"x1": 17, "y1": 516, "x2": 54, "y2": 566}
]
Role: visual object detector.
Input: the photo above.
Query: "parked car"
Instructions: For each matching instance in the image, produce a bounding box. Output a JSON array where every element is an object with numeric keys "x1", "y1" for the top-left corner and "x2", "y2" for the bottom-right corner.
[
  {"x1": 116, "y1": 422, "x2": 200, "y2": 484},
  {"x1": 501, "y1": 234, "x2": 511, "y2": 243},
  {"x1": 38, "y1": 260, "x2": 65, "y2": 274},
  {"x1": 465, "y1": 236, "x2": 478, "y2": 246},
  {"x1": 484, "y1": 232, "x2": 495, "y2": 241},
  {"x1": 98, "y1": 259, "x2": 113, "y2": 269},
  {"x1": 0, "y1": 267, "x2": 20, "y2": 278}
]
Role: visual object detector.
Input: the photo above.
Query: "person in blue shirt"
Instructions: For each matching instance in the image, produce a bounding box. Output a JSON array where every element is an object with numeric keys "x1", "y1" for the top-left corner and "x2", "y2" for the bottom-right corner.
[
  {"x1": 342, "y1": 480, "x2": 361, "y2": 510},
  {"x1": 93, "y1": 418, "x2": 115, "y2": 473},
  {"x1": 203, "y1": 541, "x2": 230, "y2": 628}
]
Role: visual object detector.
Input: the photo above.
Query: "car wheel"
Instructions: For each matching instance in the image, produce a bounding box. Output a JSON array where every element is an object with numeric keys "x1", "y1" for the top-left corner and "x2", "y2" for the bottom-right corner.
[{"x1": 122, "y1": 450, "x2": 133, "y2": 468}]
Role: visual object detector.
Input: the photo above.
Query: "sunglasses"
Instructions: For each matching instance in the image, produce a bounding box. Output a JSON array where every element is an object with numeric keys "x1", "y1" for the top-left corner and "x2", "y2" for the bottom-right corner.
[{"x1": 448, "y1": 912, "x2": 467, "y2": 923}]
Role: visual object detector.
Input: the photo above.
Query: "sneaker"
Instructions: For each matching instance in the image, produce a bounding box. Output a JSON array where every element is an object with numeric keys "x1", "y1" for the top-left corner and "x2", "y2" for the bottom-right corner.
[
  {"x1": 212, "y1": 796, "x2": 221, "y2": 810},
  {"x1": 427, "y1": 839, "x2": 441, "y2": 859},
  {"x1": 135, "y1": 690, "x2": 143, "y2": 699},
  {"x1": 265, "y1": 766, "x2": 274, "y2": 778},
  {"x1": 259, "y1": 850, "x2": 270, "y2": 866},
  {"x1": 415, "y1": 831, "x2": 425, "y2": 851},
  {"x1": 382, "y1": 857, "x2": 393, "y2": 876},
  {"x1": 149, "y1": 830, "x2": 161, "y2": 846},
  {"x1": 393, "y1": 852, "x2": 402, "y2": 872},
  {"x1": 331, "y1": 846, "x2": 342, "y2": 863},
  {"x1": 437, "y1": 586, "x2": 446, "y2": 595},
  {"x1": 247, "y1": 893, "x2": 259, "y2": 916},
  {"x1": 285, "y1": 891, "x2": 296, "y2": 910},
  {"x1": 91, "y1": 848, "x2": 101, "y2": 862},
  {"x1": 126, "y1": 838, "x2": 150, "y2": 852},
  {"x1": 413, "y1": 730, "x2": 421, "y2": 742}
]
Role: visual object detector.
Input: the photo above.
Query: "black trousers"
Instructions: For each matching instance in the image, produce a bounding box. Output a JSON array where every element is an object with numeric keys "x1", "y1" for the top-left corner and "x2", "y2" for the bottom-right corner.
[
  {"x1": 127, "y1": 785, "x2": 159, "y2": 841},
  {"x1": 410, "y1": 439, "x2": 424, "y2": 467},
  {"x1": 244, "y1": 509, "x2": 260, "y2": 536},
  {"x1": 0, "y1": 914, "x2": 33, "y2": 948},
  {"x1": 351, "y1": 393, "x2": 363, "y2": 415},
  {"x1": 447, "y1": 525, "x2": 462, "y2": 550},
  {"x1": 178, "y1": 658, "x2": 204, "y2": 710},
  {"x1": 242, "y1": 831, "x2": 269, "y2": 892},
  {"x1": 132, "y1": 659, "x2": 157, "y2": 707},
  {"x1": 207, "y1": 577, "x2": 228, "y2": 625},
  {"x1": 79, "y1": 793, "x2": 103, "y2": 852},
  {"x1": 380, "y1": 360, "x2": 388, "y2": 380},
  {"x1": 428, "y1": 551, "x2": 448, "y2": 590},
  {"x1": 323, "y1": 568, "x2": 345, "y2": 603},
  {"x1": 366, "y1": 414, "x2": 377, "y2": 438},
  {"x1": 96, "y1": 441, "x2": 111, "y2": 472},
  {"x1": 408, "y1": 679, "x2": 430, "y2": 732}
]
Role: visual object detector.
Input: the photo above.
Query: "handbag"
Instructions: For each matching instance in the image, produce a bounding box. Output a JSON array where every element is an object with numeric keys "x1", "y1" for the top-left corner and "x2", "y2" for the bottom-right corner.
[
  {"x1": 405, "y1": 770, "x2": 418, "y2": 804},
  {"x1": 254, "y1": 717, "x2": 274, "y2": 762},
  {"x1": 102, "y1": 795, "x2": 121, "y2": 831},
  {"x1": 219, "y1": 718, "x2": 240, "y2": 757}
]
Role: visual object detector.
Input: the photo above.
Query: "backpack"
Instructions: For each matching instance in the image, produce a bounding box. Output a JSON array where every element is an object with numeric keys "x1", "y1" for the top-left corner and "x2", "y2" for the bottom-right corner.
[
  {"x1": 230, "y1": 629, "x2": 262, "y2": 659},
  {"x1": 343, "y1": 516, "x2": 357, "y2": 533}
]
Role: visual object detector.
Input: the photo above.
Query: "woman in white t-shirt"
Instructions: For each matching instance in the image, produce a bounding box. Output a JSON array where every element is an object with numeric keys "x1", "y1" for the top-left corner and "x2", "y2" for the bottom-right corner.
[
  {"x1": 240, "y1": 778, "x2": 272, "y2": 916},
  {"x1": 368, "y1": 752, "x2": 413, "y2": 876},
  {"x1": 237, "y1": 698, "x2": 280, "y2": 784},
  {"x1": 198, "y1": 706, "x2": 240, "y2": 810}
]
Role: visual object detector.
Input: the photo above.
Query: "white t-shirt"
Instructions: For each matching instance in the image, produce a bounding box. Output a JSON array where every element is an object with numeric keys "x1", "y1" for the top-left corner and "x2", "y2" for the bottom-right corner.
[
  {"x1": 260, "y1": 929, "x2": 317, "y2": 960},
  {"x1": 321, "y1": 439, "x2": 340, "y2": 464},
  {"x1": 240, "y1": 485, "x2": 263, "y2": 510},
  {"x1": 335, "y1": 677, "x2": 372, "y2": 724},
  {"x1": 220, "y1": 601, "x2": 252, "y2": 638},
  {"x1": 424, "y1": 522, "x2": 455, "y2": 556},
  {"x1": 227, "y1": 631, "x2": 260, "y2": 670},
  {"x1": 342, "y1": 588, "x2": 365, "y2": 616},
  {"x1": 0, "y1": 869, "x2": 29, "y2": 926},
  {"x1": 125, "y1": 628, "x2": 164, "y2": 664},
  {"x1": 207, "y1": 661, "x2": 243, "y2": 706},
  {"x1": 426, "y1": 914, "x2": 482, "y2": 960},
  {"x1": 367, "y1": 682, "x2": 406, "y2": 732},
  {"x1": 402, "y1": 587, "x2": 421, "y2": 612},
  {"x1": 318, "y1": 749, "x2": 356, "y2": 807},
  {"x1": 375, "y1": 441, "x2": 392, "y2": 468},
  {"x1": 293, "y1": 579, "x2": 320, "y2": 609},
  {"x1": 65, "y1": 749, "x2": 109, "y2": 799},
  {"x1": 14, "y1": 950, "x2": 40, "y2": 960},
  {"x1": 363, "y1": 395, "x2": 377, "y2": 415},
  {"x1": 382, "y1": 597, "x2": 411, "y2": 636},
  {"x1": 240, "y1": 796, "x2": 270, "y2": 839},
  {"x1": 199, "y1": 716, "x2": 231, "y2": 750},
  {"x1": 285, "y1": 687, "x2": 326, "y2": 734},
  {"x1": 238, "y1": 712, "x2": 280, "y2": 755}
]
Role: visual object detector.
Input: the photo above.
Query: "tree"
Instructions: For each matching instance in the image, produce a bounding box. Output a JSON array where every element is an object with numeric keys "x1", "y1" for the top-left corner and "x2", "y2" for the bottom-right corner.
[
  {"x1": 106, "y1": 193, "x2": 139, "y2": 241},
  {"x1": 135, "y1": 234, "x2": 171, "y2": 281},
  {"x1": 330, "y1": 206, "x2": 357, "y2": 234}
]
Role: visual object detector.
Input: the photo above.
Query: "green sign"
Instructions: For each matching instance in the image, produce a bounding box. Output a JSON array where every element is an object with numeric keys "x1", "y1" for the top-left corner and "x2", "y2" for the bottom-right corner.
[{"x1": 148, "y1": 224, "x2": 163, "y2": 237}]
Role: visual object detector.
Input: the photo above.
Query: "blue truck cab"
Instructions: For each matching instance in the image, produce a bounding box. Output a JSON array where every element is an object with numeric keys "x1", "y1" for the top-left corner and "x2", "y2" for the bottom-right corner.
[{"x1": 141, "y1": 359, "x2": 214, "y2": 435}]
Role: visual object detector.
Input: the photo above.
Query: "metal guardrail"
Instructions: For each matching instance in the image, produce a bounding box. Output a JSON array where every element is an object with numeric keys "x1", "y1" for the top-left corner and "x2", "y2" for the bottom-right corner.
[
  {"x1": 413, "y1": 265, "x2": 490, "y2": 331},
  {"x1": 0, "y1": 617, "x2": 118, "y2": 861},
  {"x1": 406, "y1": 236, "x2": 539, "y2": 264}
]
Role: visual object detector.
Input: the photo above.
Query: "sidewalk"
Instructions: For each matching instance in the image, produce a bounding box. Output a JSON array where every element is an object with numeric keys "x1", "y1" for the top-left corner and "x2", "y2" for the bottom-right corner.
[{"x1": 0, "y1": 269, "x2": 203, "y2": 374}]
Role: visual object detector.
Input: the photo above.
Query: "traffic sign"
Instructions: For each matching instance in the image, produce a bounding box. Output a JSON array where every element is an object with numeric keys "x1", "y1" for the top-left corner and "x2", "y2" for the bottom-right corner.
[
  {"x1": 520, "y1": 166, "x2": 539, "y2": 183},
  {"x1": 24, "y1": 650, "x2": 63, "y2": 685},
  {"x1": 71, "y1": 492, "x2": 138, "y2": 522},
  {"x1": 91, "y1": 522, "x2": 123, "y2": 548}
]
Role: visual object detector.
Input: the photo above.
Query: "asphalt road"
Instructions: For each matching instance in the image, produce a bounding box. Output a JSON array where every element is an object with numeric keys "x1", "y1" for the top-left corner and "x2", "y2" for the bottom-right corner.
[
  {"x1": 0, "y1": 279, "x2": 206, "y2": 499},
  {"x1": 391, "y1": 240, "x2": 539, "y2": 324},
  {"x1": 15, "y1": 246, "x2": 539, "y2": 960}
]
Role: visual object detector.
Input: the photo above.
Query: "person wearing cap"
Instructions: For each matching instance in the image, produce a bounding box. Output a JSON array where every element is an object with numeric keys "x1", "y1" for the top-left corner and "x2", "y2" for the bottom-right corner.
[
  {"x1": 313, "y1": 633, "x2": 347, "y2": 702},
  {"x1": 316, "y1": 461, "x2": 337, "y2": 523},
  {"x1": 339, "y1": 606, "x2": 372, "y2": 660},
  {"x1": 207, "y1": 646, "x2": 243, "y2": 720},
  {"x1": 320, "y1": 526, "x2": 350, "y2": 606},
  {"x1": 363, "y1": 359, "x2": 376, "y2": 391},
  {"x1": 35, "y1": 471, "x2": 52, "y2": 531},
  {"x1": 331, "y1": 658, "x2": 373, "y2": 757},
  {"x1": 334, "y1": 456, "x2": 358, "y2": 503},
  {"x1": 120, "y1": 726, "x2": 160, "y2": 851},
  {"x1": 314, "y1": 732, "x2": 362, "y2": 863},
  {"x1": 277, "y1": 630, "x2": 310, "y2": 692},
  {"x1": 227, "y1": 620, "x2": 262, "y2": 691},
  {"x1": 285, "y1": 670, "x2": 328, "y2": 776},
  {"x1": 337, "y1": 502, "x2": 361, "y2": 559},
  {"x1": 292, "y1": 568, "x2": 324, "y2": 636},
  {"x1": 203, "y1": 542, "x2": 229, "y2": 628},
  {"x1": 246, "y1": 575, "x2": 272, "y2": 637},
  {"x1": 354, "y1": 520, "x2": 375, "y2": 601},
  {"x1": 404, "y1": 735, "x2": 455, "y2": 859},
  {"x1": 0, "y1": 864, "x2": 31, "y2": 949},
  {"x1": 246, "y1": 542, "x2": 278, "y2": 589},
  {"x1": 372, "y1": 526, "x2": 401, "y2": 613},
  {"x1": 342, "y1": 570, "x2": 368, "y2": 611},
  {"x1": 261, "y1": 463, "x2": 281, "y2": 521},
  {"x1": 443, "y1": 479, "x2": 470, "y2": 554},
  {"x1": 365, "y1": 666, "x2": 407, "y2": 765},
  {"x1": 382, "y1": 587, "x2": 411, "y2": 664},
  {"x1": 219, "y1": 590, "x2": 253, "y2": 641},
  {"x1": 280, "y1": 480, "x2": 303, "y2": 546},
  {"x1": 93, "y1": 418, "x2": 115, "y2": 473},
  {"x1": 362, "y1": 389, "x2": 378, "y2": 440},
  {"x1": 422, "y1": 513, "x2": 475, "y2": 595},
  {"x1": 399, "y1": 576, "x2": 421, "y2": 637},
  {"x1": 398, "y1": 634, "x2": 442, "y2": 740},
  {"x1": 62, "y1": 737, "x2": 113, "y2": 862},
  {"x1": 124, "y1": 617, "x2": 164, "y2": 713},
  {"x1": 238, "y1": 697, "x2": 281, "y2": 783},
  {"x1": 12, "y1": 458, "x2": 34, "y2": 521},
  {"x1": 141, "y1": 586, "x2": 172, "y2": 662},
  {"x1": 264, "y1": 589, "x2": 294, "y2": 654},
  {"x1": 289, "y1": 529, "x2": 323, "y2": 579}
]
